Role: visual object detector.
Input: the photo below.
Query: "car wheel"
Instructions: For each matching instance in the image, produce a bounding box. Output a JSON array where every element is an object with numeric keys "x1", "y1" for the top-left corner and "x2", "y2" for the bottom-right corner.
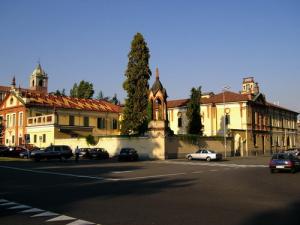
[
  {"x1": 187, "y1": 155, "x2": 193, "y2": 160},
  {"x1": 206, "y1": 157, "x2": 211, "y2": 162}
]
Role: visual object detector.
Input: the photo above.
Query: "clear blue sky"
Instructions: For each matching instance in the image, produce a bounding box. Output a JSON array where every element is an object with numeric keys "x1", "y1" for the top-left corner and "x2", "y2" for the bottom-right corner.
[{"x1": 0, "y1": 0, "x2": 299, "y2": 112}]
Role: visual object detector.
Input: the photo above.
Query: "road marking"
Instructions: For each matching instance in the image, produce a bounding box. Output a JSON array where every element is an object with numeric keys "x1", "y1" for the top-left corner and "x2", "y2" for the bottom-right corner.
[
  {"x1": 66, "y1": 219, "x2": 95, "y2": 225},
  {"x1": 192, "y1": 171, "x2": 203, "y2": 174},
  {"x1": 2, "y1": 198, "x2": 100, "y2": 225},
  {"x1": 46, "y1": 215, "x2": 76, "y2": 222},
  {"x1": 209, "y1": 169, "x2": 218, "y2": 172},
  {"x1": 31, "y1": 211, "x2": 59, "y2": 217},
  {"x1": 0, "y1": 199, "x2": 8, "y2": 203},
  {"x1": 150, "y1": 160, "x2": 268, "y2": 168},
  {"x1": 21, "y1": 208, "x2": 44, "y2": 213},
  {"x1": 0, "y1": 165, "x2": 107, "y2": 181},
  {"x1": 112, "y1": 170, "x2": 133, "y2": 174},
  {"x1": 0, "y1": 201, "x2": 18, "y2": 206},
  {"x1": 118, "y1": 172, "x2": 186, "y2": 181},
  {"x1": 8, "y1": 204, "x2": 31, "y2": 210}
]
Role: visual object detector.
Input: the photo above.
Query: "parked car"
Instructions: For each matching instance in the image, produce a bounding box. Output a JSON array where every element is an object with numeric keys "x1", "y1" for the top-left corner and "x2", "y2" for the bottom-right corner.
[
  {"x1": 0, "y1": 145, "x2": 10, "y2": 156},
  {"x1": 79, "y1": 148, "x2": 91, "y2": 158},
  {"x1": 186, "y1": 149, "x2": 222, "y2": 161},
  {"x1": 118, "y1": 148, "x2": 139, "y2": 161},
  {"x1": 269, "y1": 153, "x2": 300, "y2": 173},
  {"x1": 88, "y1": 148, "x2": 109, "y2": 160},
  {"x1": 7, "y1": 146, "x2": 29, "y2": 157},
  {"x1": 30, "y1": 145, "x2": 73, "y2": 161},
  {"x1": 19, "y1": 147, "x2": 41, "y2": 159}
]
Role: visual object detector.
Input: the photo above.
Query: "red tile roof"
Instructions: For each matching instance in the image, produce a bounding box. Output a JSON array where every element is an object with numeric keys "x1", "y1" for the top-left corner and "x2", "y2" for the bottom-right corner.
[
  {"x1": 201, "y1": 91, "x2": 251, "y2": 104},
  {"x1": 167, "y1": 99, "x2": 189, "y2": 108},
  {"x1": 167, "y1": 91, "x2": 251, "y2": 108},
  {"x1": 167, "y1": 91, "x2": 298, "y2": 114},
  {"x1": 0, "y1": 86, "x2": 11, "y2": 92},
  {"x1": 22, "y1": 92, "x2": 121, "y2": 113}
]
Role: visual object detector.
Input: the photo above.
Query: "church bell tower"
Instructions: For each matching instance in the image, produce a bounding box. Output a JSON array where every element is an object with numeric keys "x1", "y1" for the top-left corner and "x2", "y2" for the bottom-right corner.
[{"x1": 29, "y1": 63, "x2": 48, "y2": 94}]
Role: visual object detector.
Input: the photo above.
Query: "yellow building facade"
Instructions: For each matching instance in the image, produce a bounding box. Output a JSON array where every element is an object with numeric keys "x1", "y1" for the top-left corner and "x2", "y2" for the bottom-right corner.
[
  {"x1": 167, "y1": 78, "x2": 298, "y2": 156},
  {"x1": 0, "y1": 64, "x2": 122, "y2": 148}
]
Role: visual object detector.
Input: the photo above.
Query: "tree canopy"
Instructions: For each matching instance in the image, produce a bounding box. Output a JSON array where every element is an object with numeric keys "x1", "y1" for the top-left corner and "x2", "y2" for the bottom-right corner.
[
  {"x1": 186, "y1": 86, "x2": 203, "y2": 135},
  {"x1": 121, "y1": 32, "x2": 151, "y2": 135},
  {"x1": 70, "y1": 80, "x2": 94, "y2": 99}
]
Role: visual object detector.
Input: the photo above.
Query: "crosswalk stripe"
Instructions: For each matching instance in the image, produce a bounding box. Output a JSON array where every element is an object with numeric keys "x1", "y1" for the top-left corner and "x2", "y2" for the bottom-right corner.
[
  {"x1": 66, "y1": 219, "x2": 95, "y2": 225},
  {"x1": 0, "y1": 202, "x2": 18, "y2": 206},
  {"x1": 21, "y1": 208, "x2": 44, "y2": 213},
  {"x1": 8, "y1": 204, "x2": 31, "y2": 210},
  {"x1": 31, "y1": 211, "x2": 59, "y2": 217},
  {"x1": 46, "y1": 215, "x2": 76, "y2": 222}
]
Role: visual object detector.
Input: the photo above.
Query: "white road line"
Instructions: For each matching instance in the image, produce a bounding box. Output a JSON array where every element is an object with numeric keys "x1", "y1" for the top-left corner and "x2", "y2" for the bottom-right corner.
[
  {"x1": 150, "y1": 160, "x2": 268, "y2": 168},
  {"x1": 0, "y1": 202, "x2": 18, "y2": 206},
  {"x1": 66, "y1": 219, "x2": 95, "y2": 225},
  {"x1": 0, "y1": 165, "x2": 107, "y2": 181},
  {"x1": 0, "y1": 199, "x2": 8, "y2": 203},
  {"x1": 21, "y1": 208, "x2": 44, "y2": 213},
  {"x1": 31, "y1": 211, "x2": 59, "y2": 217},
  {"x1": 192, "y1": 171, "x2": 203, "y2": 174},
  {"x1": 111, "y1": 170, "x2": 133, "y2": 174},
  {"x1": 209, "y1": 169, "x2": 218, "y2": 172},
  {"x1": 46, "y1": 215, "x2": 76, "y2": 222},
  {"x1": 118, "y1": 172, "x2": 186, "y2": 181},
  {"x1": 8, "y1": 204, "x2": 31, "y2": 210}
]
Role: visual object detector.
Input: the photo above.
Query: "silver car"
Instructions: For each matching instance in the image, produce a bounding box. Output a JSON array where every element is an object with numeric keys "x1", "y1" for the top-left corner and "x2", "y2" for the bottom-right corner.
[{"x1": 186, "y1": 149, "x2": 222, "y2": 161}]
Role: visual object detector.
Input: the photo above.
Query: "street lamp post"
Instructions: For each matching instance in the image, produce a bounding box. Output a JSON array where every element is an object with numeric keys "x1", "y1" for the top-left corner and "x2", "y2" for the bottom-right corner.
[{"x1": 223, "y1": 85, "x2": 230, "y2": 158}]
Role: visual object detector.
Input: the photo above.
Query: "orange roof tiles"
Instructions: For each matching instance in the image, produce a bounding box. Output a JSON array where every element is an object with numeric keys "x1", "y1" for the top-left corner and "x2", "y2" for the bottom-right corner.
[
  {"x1": 22, "y1": 92, "x2": 121, "y2": 113},
  {"x1": 201, "y1": 91, "x2": 251, "y2": 104}
]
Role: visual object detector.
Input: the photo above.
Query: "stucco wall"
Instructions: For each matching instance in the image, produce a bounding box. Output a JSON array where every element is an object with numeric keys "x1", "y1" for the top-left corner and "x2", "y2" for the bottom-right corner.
[
  {"x1": 166, "y1": 136, "x2": 233, "y2": 159},
  {"x1": 55, "y1": 135, "x2": 166, "y2": 160}
]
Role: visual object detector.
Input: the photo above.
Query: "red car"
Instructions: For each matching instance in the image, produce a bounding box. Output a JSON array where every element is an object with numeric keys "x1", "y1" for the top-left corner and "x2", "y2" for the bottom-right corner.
[{"x1": 269, "y1": 153, "x2": 300, "y2": 174}]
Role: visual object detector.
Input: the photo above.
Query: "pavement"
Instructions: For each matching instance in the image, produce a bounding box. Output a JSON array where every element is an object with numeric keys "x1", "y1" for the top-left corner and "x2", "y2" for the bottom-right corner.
[{"x1": 1, "y1": 156, "x2": 300, "y2": 225}]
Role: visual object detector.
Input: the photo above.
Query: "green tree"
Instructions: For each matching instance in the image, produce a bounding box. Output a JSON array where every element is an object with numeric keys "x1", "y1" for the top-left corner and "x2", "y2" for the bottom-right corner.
[
  {"x1": 186, "y1": 86, "x2": 203, "y2": 135},
  {"x1": 52, "y1": 89, "x2": 66, "y2": 96},
  {"x1": 70, "y1": 80, "x2": 94, "y2": 99},
  {"x1": 96, "y1": 90, "x2": 104, "y2": 100},
  {"x1": 121, "y1": 33, "x2": 151, "y2": 135},
  {"x1": 110, "y1": 93, "x2": 120, "y2": 105},
  {"x1": 86, "y1": 134, "x2": 96, "y2": 146}
]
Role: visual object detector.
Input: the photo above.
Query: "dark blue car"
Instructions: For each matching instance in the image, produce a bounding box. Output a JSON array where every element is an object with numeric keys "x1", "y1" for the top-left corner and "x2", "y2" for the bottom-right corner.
[{"x1": 269, "y1": 153, "x2": 300, "y2": 174}]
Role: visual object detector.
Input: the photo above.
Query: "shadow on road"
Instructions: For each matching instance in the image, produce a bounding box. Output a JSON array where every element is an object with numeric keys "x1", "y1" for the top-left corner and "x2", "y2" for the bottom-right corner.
[{"x1": 239, "y1": 200, "x2": 300, "y2": 225}]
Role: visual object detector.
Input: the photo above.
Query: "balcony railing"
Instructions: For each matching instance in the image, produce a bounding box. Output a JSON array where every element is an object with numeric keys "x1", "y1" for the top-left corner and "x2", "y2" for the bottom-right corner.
[{"x1": 27, "y1": 114, "x2": 55, "y2": 126}]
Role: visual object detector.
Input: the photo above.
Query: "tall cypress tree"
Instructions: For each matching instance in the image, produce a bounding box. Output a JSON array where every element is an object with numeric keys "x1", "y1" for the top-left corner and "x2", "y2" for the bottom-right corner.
[
  {"x1": 121, "y1": 33, "x2": 151, "y2": 135},
  {"x1": 186, "y1": 86, "x2": 203, "y2": 135}
]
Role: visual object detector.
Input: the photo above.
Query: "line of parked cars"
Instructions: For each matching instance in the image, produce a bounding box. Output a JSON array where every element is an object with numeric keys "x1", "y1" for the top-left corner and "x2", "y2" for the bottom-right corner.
[{"x1": 1, "y1": 144, "x2": 140, "y2": 162}]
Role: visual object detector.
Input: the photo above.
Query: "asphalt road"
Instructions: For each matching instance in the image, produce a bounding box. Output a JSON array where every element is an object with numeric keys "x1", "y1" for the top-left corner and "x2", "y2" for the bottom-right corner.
[{"x1": 0, "y1": 158, "x2": 300, "y2": 225}]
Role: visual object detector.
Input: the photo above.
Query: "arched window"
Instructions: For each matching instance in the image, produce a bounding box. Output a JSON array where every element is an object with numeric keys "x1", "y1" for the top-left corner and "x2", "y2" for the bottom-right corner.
[{"x1": 38, "y1": 79, "x2": 43, "y2": 87}]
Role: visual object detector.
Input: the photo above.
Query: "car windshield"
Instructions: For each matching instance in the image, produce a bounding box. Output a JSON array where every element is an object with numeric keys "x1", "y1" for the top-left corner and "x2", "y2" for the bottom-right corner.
[
  {"x1": 120, "y1": 149, "x2": 130, "y2": 153},
  {"x1": 272, "y1": 154, "x2": 291, "y2": 160}
]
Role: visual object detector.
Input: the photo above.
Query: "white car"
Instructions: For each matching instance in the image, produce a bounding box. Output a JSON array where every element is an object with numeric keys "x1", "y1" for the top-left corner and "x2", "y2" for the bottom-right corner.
[{"x1": 186, "y1": 149, "x2": 222, "y2": 161}]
